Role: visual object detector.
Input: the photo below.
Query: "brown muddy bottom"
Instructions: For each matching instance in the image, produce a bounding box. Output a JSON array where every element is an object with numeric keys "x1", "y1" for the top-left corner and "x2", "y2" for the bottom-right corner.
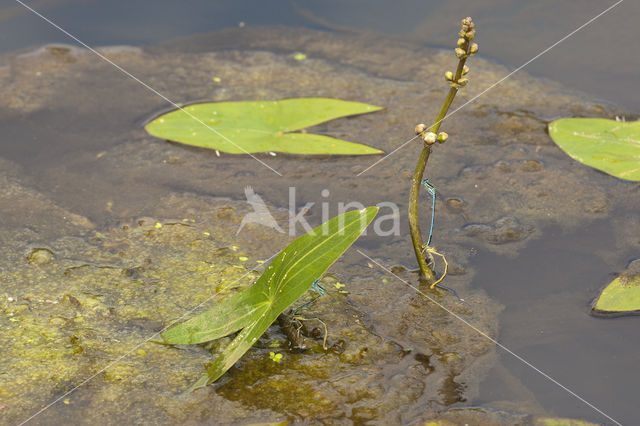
[{"x1": 0, "y1": 27, "x2": 636, "y2": 424}]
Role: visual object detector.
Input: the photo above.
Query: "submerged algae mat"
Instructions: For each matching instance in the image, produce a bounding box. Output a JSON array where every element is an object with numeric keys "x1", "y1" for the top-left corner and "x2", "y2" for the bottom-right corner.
[
  {"x1": 0, "y1": 174, "x2": 288, "y2": 423},
  {"x1": 0, "y1": 163, "x2": 501, "y2": 424},
  {"x1": 0, "y1": 26, "x2": 636, "y2": 424}
]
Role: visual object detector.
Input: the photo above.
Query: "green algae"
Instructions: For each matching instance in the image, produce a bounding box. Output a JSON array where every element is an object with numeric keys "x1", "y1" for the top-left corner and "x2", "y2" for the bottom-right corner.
[
  {"x1": 26, "y1": 247, "x2": 55, "y2": 265},
  {"x1": 0, "y1": 215, "x2": 269, "y2": 423},
  {"x1": 1, "y1": 199, "x2": 500, "y2": 423}
]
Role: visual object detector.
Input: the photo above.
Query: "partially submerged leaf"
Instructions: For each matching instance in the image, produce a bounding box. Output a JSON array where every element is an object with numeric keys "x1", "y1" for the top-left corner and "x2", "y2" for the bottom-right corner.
[
  {"x1": 144, "y1": 98, "x2": 384, "y2": 155},
  {"x1": 548, "y1": 118, "x2": 640, "y2": 181},
  {"x1": 161, "y1": 288, "x2": 264, "y2": 345},
  {"x1": 162, "y1": 207, "x2": 378, "y2": 388},
  {"x1": 592, "y1": 274, "x2": 640, "y2": 315}
]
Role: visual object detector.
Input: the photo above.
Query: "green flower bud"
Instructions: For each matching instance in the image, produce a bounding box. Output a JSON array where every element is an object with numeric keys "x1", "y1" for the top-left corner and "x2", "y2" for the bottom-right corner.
[
  {"x1": 445, "y1": 71, "x2": 454, "y2": 81},
  {"x1": 414, "y1": 123, "x2": 427, "y2": 135},
  {"x1": 457, "y1": 38, "x2": 466, "y2": 47},
  {"x1": 466, "y1": 29, "x2": 476, "y2": 41},
  {"x1": 457, "y1": 78, "x2": 468, "y2": 86},
  {"x1": 437, "y1": 132, "x2": 448, "y2": 142},
  {"x1": 469, "y1": 43, "x2": 479, "y2": 54},
  {"x1": 423, "y1": 132, "x2": 437, "y2": 145},
  {"x1": 455, "y1": 47, "x2": 466, "y2": 58},
  {"x1": 462, "y1": 65, "x2": 470, "y2": 75}
]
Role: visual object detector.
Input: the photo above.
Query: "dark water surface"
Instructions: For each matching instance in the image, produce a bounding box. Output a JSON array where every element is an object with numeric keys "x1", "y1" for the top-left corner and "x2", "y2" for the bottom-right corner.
[
  {"x1": 473, "y1": 221, "x2": 640, "y2": 422},
  {"x1": 1, "y1": 1, "x2": 639, "y2": 425}
]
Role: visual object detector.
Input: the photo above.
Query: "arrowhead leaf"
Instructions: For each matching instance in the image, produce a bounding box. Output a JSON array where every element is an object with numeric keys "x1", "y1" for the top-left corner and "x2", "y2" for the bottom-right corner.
[
  {"x1": 161, "y1": 288, "x2": 268, "y2": 345},
  {"x1": 162, "y1": 207, "x2": 379, "y2": 388},
  {"x1": 592, "y1": 274, "x2": 640, "y2": 315},
  {"x1": 144, "y1": 98, "x2": 384, "y2": 155},
  {"x1": 548, "y1": 118, "x2": 640, "y2": 181}
]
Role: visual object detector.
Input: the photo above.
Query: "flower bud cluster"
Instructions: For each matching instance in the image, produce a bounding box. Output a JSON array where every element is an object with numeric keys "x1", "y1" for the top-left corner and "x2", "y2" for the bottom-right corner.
[
  {"x1": 460, "y1": 17, "x2": 476, "y2": 41},
  {"x1": 413, "y1": 17, "x2": 478, "y2": 150},
  {"x1": 445, "y1": 17, "x2": 478, "y2": 88},
  {"x1": 414, "y1": 124, "x2": 449, "y2": 146},
  {"x1": 454, "y1": 17, "x2": 478, "y2": 59},
  {"x1": 445, "y1": 70, "x2": 469, "y2": 86}
]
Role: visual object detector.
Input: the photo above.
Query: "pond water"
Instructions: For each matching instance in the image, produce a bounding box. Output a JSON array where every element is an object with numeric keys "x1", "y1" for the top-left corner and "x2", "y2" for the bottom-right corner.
[{"x1": 0, "y1": 1, "x2": 638, "y2": 425}]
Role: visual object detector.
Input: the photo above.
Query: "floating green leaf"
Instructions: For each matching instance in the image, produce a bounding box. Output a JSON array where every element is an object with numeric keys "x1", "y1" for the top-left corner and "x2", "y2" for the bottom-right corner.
[
  {"x1": 145, "y1": 98, "x2": 384, "y2": 155},
  {"x1": 548, "y1": 118, "x2": 640, "y2": 181},
  {"x1": 162, "y1": 207, "x2": 378, "y2": 389},
  {"x1": 592, "y1": 274, "x2": 640, "y2": 315}
]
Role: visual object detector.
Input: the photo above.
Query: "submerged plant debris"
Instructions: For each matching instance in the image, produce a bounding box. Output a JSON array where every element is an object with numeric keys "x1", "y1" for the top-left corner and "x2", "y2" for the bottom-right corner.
[{"x1": 0, "y1": 26, "x2": 636, "y2": 424}]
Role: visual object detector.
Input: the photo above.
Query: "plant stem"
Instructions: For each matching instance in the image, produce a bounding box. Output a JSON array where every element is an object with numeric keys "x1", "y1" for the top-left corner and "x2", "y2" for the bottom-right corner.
[
  {"x1": 409, "y1": 146, "x2": 435, "y2": 282},
  {"x1": 278, "y1": 313, "x2": 307, "y2": 352},
  {"x1": 409, "y1": 19, "x2": 474, "y2": 282}
]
